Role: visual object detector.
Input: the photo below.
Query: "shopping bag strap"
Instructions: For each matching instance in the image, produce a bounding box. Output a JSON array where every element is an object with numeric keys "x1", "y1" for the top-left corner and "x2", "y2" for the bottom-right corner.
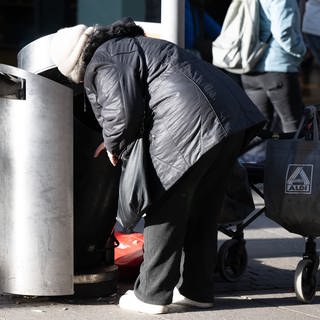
[{"x1": 294, "y1": 105, "x2": 319, "y2": 141}]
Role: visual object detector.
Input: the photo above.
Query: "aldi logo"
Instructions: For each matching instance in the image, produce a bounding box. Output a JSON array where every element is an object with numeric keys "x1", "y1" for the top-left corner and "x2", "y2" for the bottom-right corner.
[{"x1": 285, "y1": 164, "x2": 313, "y2": 194}]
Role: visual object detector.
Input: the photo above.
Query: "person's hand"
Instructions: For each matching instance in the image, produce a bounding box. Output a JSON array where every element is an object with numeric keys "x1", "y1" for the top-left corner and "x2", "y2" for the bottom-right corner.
[
  {"x1": 94, "y1": 142, "x2": 119, "y2": 166},
  {"x1": 94, "y1": 142, "x2": 106, "y2": 158},
  {"x1": 107, "y1": 151, "x2": 119, "y2": 166}
]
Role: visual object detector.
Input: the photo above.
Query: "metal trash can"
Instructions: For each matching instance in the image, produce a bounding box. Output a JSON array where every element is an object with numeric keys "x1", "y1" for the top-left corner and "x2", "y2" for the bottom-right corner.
[
  {"x1": 0, "y1": 63, "x2": 74, "y2": 296},
  {"x1": 17, "y1": 35, "x2": 119, "y2": 297}
]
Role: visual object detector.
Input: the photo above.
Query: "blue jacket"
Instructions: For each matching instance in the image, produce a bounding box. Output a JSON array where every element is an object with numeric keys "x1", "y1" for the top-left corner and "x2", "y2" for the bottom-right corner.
[
  {"x1": 185, "y1": 0, "x2": 221, "y2": 50},
  {"x1": 255, "y1": 0, "x2": 306, "y2": 72}
]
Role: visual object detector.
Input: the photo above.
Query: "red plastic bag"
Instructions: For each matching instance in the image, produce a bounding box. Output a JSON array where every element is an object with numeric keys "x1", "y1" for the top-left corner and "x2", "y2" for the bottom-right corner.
[{"x1": 114, "y1": 232, "x2": 144, "y2": 280}]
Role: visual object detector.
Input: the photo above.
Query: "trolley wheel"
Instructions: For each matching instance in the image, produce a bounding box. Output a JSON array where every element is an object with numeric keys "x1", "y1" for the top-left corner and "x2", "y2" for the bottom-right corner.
[
  {"x1": 294, "y1": 259, "x2": 317, "y2": 303},
  {"x1": 217, "y1": 239, "x2": 248, "y2": 282}
]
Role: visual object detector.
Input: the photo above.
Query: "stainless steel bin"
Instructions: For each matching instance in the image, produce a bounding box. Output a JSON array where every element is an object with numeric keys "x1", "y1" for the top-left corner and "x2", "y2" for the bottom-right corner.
[
  {"x1": 0, "y1": 63, "x2": 74, "y2": 296},
  {"x1": 17, "y1": 34, "x2": 119, "y2": 297}
]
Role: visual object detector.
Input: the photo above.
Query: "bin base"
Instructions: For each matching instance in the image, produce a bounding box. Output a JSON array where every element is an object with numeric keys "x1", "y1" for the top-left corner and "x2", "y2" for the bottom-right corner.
[{"x1": 74, "y1": 264, "x2": 118, "y2": 298}]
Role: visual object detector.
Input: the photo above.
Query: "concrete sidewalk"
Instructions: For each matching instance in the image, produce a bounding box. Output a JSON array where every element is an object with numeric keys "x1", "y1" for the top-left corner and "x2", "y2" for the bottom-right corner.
[{"x1": 1, "y1": 209, "x2": 320, "y2": 320}]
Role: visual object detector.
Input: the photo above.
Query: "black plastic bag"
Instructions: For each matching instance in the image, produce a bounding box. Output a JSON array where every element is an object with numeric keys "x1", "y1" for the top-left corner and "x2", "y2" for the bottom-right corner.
[
  {"x1": 218, "y1": 160, "x2": 255, "y2": 224},
  {"x1": 117, "y1": 137, "x2": 152, "y2": 230}
]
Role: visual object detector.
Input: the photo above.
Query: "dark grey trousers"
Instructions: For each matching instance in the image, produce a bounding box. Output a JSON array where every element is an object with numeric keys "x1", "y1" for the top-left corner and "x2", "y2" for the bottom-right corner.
[
  {"x1": 241, "y1": 72, "x2": 304, "y2": 133},
  {"x1": 134, "y1": 133, "x2": 245, "y2": 305}
]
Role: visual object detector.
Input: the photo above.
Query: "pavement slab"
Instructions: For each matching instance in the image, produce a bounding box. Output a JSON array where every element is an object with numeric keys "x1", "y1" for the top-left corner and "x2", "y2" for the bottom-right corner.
[{"x1": 1, "y1": 213, "x2": 320, "y2": 319}]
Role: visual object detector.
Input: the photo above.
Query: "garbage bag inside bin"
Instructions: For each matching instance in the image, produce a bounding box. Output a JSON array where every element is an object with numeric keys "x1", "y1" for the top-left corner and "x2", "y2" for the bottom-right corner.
[{"x1": 73, "y1": 116, "x2": 121, "y2": 272}]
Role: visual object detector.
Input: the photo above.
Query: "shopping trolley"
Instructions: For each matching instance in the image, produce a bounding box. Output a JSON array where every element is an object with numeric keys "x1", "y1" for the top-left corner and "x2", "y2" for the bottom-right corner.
[
  {"x1": 217, "y1": 106, "x2": 320, "y2": 304},
  {"x1": 264, "y1": 105, "x2": 320, "y2": 304}
]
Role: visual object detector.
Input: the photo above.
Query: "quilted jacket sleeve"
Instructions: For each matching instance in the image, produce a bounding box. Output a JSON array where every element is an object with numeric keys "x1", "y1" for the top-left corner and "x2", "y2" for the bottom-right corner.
[{"x1": 86, "y1": 55, "x2": 145, "y2": 158}]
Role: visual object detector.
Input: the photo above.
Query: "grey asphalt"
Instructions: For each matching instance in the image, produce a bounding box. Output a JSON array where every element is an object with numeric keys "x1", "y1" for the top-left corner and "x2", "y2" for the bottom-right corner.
[{"x1": 1, "y1": 194, "x2": 320, "y2": 319}]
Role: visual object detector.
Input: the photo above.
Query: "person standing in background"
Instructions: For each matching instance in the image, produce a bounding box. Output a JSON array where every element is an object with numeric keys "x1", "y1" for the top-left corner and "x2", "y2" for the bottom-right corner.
[
  {"x1": 241, "y1": 0, "x2": 306, "y2": 134},
  {"x1": 185, "y1": 0, "x2": 221, "y2": 62},
  {"x1": 145, "y1": 0, "x2": 221, "y2": 63},
  {"x1": 206, "y1": 1, "x2": 232, "y2": 25},
  {"x1": 301, "y1": 0, "x2": 320, "y2": 65}
]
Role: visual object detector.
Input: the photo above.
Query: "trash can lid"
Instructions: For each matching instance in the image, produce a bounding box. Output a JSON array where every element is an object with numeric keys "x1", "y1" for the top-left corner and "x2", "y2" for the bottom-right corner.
[{"x1": 17, "y1": 34, "x2": 56, "y2": 75}]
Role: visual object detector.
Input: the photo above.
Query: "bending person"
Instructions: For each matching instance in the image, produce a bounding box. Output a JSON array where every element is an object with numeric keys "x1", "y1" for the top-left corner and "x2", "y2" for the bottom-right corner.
[{"x1": 50, "y1": 17, "x2": 265, "y2": 315}]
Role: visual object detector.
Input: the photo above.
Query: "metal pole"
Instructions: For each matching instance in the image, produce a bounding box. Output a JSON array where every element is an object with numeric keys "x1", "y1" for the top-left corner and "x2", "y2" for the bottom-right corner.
[{"x1": 161, "y1": 0, "x2": 185, "y2": 47}]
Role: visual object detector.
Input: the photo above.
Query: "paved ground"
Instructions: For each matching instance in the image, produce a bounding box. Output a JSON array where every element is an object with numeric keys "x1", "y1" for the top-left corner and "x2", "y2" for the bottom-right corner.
[{"x1": 1, "y1": 200, "x2": 320, "y2": 320}]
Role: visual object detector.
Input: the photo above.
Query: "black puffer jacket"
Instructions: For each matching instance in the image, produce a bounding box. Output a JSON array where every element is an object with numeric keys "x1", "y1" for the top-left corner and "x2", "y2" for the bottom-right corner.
[{"x1": 84, "y1": 20, "x2": 265, "y2": 191}]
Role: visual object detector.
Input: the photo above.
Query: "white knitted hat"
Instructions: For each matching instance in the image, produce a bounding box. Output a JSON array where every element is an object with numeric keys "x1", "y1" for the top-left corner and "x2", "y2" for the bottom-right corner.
[{"x1": 50, "y1": 24, "x2": 94, "y2": 83}]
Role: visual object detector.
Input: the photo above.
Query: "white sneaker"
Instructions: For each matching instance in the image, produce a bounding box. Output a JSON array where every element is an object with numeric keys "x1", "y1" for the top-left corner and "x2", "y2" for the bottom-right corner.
[
  {"x1": 172, "y1": 288, "x2": 214, "y2": 308},
  {"x1": 119, "y1": 290, "x2": 169, "y2": 314}
]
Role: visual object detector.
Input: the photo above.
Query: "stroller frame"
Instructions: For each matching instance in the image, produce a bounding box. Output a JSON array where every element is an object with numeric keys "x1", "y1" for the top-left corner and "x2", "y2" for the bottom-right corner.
[
  {"x1": 217, "y1": 162, "x2": 266, "y2": 283},
  {"x1": 218, "y1": 152, "x2": 319, "y2": 304}
]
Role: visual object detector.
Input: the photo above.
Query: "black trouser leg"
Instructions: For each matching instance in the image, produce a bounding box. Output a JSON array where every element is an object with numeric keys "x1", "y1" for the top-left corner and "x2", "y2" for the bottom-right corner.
[
  {"x1": 179, "y1": 134, "x2": 244, "y2": 302},
  {"x1": 134, "y1": 163, "x2": 201, "y2": 305},
  {"x1": 134, "y1": 133, "x2": 244, "y2": 305}
]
